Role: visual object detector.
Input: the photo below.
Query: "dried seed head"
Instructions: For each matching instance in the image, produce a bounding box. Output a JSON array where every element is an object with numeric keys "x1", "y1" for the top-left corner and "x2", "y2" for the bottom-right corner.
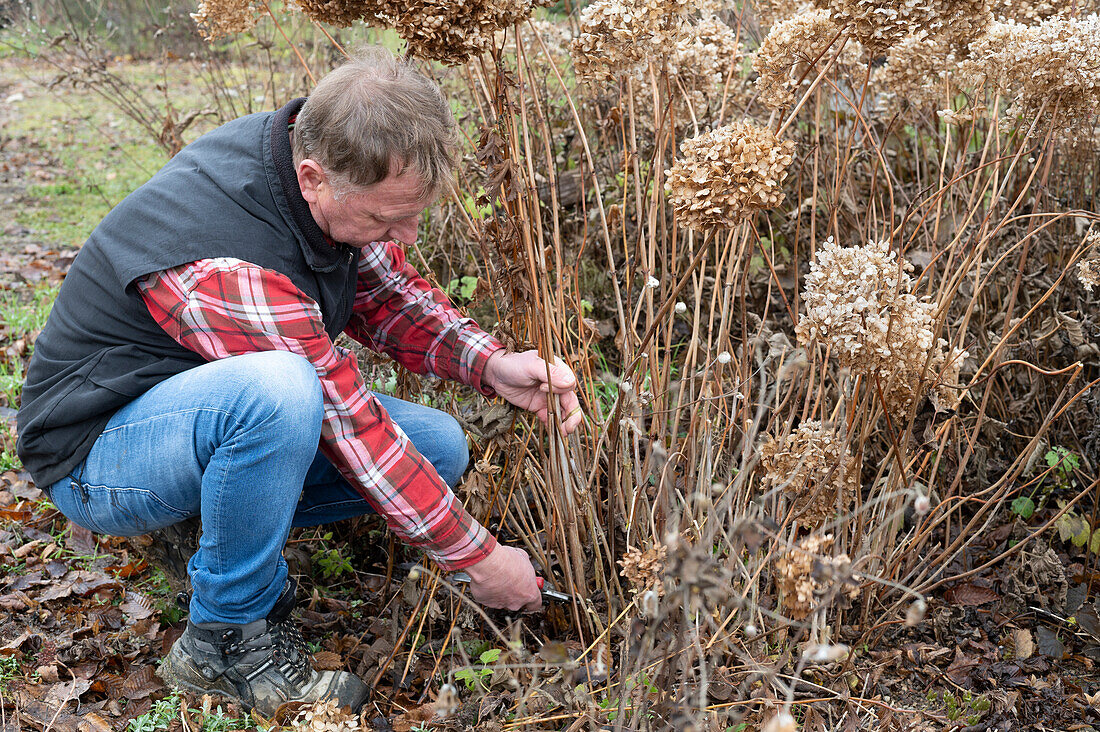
[
  {"x1": 758, "y1": 421, "x2": 860, "y2": 529},
  {"x1": 763, "y1": 711, "x2": 798, "y2": 732},
  {"x1": 803, "y1": 643, "x2": 850, "y2": 663},
  {"x1": 914, "y1": 493, "x2": 931, "y2": 515},
  {"x1": 905, "y1": 598, "x2": 928, "y2": 625},
  {"x1": 674, "y1": 301, "x2": 688, "y2": 313},
  {"x1": 666, "y1": 121, "x2": 796, "y2": 231}
]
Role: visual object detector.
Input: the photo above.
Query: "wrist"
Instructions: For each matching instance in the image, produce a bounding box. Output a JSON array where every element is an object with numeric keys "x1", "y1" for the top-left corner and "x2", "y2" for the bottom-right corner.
[{"x1": 481, "y1": 349, "x2": 505, "y2": 393}]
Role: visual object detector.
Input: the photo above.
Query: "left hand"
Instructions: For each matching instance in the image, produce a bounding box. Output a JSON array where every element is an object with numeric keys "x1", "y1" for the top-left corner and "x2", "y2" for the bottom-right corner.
[{"x1": 483, "y1": 350, "x2": 585, "y2": 435}]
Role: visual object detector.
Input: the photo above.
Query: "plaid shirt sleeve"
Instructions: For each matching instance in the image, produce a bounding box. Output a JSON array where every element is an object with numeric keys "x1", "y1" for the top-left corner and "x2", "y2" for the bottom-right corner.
[
  {"x1": 137, "y1": 258, "x2": 496, "y2": 570},
  {"x1": 346, "y1": 240, "x2": 504, "y2": 395}
]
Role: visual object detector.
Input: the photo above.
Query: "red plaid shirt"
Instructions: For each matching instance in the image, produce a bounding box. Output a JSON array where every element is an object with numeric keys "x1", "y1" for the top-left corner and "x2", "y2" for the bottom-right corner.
[{"x1": 138, "y1": 241, "x2": 502, "y2": 570}]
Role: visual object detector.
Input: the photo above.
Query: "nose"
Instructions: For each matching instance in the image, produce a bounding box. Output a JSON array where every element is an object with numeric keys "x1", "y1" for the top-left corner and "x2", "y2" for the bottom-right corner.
[{"x1": 390, "y1": 217, "x2": 419, "y2": 245}]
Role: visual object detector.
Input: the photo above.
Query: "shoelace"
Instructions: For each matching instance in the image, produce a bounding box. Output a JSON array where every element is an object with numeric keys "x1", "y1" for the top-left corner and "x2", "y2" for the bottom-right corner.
[{"x1": 269, "y1": 618, "x2": 311, "y2": 685}]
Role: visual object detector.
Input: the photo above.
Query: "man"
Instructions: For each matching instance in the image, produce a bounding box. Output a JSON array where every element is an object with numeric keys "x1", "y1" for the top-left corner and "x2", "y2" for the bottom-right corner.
[{"x1": 16, "y1": 48, "x2": 584, "y2": 714}]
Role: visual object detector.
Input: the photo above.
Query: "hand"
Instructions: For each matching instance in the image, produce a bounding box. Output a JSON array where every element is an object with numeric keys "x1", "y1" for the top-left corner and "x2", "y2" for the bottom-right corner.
[
  {"x1": 483, "y1": 350, "x2": 585, "y2": 435},
  {"x1": 465, "y1": 543, "x2": 542, "y2": 612}
]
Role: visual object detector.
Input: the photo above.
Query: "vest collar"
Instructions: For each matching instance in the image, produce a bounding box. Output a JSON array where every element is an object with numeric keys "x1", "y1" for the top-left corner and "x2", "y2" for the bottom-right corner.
[{"x1": 268, "y1": 97, "x2": 350, "y2": 272}]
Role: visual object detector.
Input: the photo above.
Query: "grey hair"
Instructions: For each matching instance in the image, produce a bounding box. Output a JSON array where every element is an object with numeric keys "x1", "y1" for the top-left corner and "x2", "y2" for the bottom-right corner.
[{"x1": 291, "y1": 47, "x2": 457, "y2": 199}]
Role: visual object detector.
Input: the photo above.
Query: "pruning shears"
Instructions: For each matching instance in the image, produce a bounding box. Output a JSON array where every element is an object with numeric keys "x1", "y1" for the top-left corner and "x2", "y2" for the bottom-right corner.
[{"x1": 397, "y1": 562, "x2": 572, "y2": 604}]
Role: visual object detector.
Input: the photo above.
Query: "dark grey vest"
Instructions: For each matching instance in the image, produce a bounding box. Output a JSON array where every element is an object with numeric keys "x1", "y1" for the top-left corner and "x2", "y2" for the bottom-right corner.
[{"x1": 17, "y1": 98, "x2": 360, "y2": 487}]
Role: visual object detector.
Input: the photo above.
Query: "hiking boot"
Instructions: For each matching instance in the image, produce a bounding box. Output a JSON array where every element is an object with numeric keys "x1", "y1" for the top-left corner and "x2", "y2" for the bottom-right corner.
[
  {"x1": 157, "y1": 580, "x2": 369, "y2": 716},
  {"x1": 133, "y1": 515, "x2": 201, "y2": 605}
]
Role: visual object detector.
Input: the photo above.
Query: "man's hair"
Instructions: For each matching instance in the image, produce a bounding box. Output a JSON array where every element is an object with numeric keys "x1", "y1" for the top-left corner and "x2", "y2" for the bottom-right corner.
[{"x1": 291, "y1": 47, "x2": 457, "y2": 199}]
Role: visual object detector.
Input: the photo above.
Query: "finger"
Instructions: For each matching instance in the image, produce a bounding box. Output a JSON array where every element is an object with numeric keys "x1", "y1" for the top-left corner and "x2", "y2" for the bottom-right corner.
[{"x1": 563, "y1": 409, "x2": 586, "y2": 434}]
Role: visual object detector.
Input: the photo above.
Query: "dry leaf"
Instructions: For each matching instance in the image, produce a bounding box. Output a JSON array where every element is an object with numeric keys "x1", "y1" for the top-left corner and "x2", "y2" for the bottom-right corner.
[{"x1": 944, "y1": 583, "x2": 1000, "y2": 606}]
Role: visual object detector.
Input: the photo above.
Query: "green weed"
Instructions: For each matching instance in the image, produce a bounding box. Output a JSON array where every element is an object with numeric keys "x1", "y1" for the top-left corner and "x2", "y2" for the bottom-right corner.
[
  {"x1": 0, "y1": 655, "x2": 20, "y2": 691},
  {"x1": 127, "y1": 694, "x2": 256, "y2": 732},
  {"x1": 453, "y1": 648, "x2": 501, "y2": 691}
]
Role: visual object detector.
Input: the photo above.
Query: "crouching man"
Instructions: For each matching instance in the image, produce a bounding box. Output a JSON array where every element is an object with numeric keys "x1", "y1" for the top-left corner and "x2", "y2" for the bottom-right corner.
[{"x1": 16, "y1": 48, "x2": 584, "y2": 714}]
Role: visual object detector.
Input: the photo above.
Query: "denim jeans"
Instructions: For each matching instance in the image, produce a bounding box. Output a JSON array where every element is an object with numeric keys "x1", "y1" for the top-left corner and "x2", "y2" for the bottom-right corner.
[{"x1": 47, "y1": 351, "x2": 469, "y2": 625}]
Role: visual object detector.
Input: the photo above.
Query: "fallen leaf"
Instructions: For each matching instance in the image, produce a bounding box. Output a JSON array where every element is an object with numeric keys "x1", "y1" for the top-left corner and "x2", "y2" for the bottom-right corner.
[
  {"x1": 44, "y1": 678, "x2": 92, "y2": 707},
  {"x1": 64, "y1": 521, "x2": 96, "y2": 555},
  {"x1": 1077, "y1": 605, "x2": 1100, "y2": 642},
  {"x1": 311, "y1": 650, "x2": 343, "y2": 671},
  {"x1": 119, "y1": 591, "x2": 154, "y2": 622},
  {"x1": 120, "y1": 665, "x2": 163, "y2": 701},
  {"x1": 945, "y1": 583, "x2": 1000, "y2": 606},
  {"x1": 1036, "y1": 626, "x2": 1067, "y2": 659},
  {"x1": 1013, "y1": 629, "x2": 1035, "y2": 660}
]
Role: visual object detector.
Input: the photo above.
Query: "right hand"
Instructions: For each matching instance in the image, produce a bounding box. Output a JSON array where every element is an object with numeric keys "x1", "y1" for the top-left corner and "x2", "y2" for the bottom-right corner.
[{"x1": 465, "y1": 543, "x2": 542, "y2": 612}]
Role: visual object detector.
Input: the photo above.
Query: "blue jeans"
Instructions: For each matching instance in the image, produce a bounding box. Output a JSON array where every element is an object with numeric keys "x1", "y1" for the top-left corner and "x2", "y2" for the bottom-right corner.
[{"x1": 48, "y1": 351, "x2": 469, "y2": 625}]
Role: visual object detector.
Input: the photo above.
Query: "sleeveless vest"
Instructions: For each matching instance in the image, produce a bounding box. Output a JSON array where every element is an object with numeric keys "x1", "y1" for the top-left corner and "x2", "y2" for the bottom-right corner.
[{"x1": 17, "y1": 98, "x2": 360, "y2": 487}]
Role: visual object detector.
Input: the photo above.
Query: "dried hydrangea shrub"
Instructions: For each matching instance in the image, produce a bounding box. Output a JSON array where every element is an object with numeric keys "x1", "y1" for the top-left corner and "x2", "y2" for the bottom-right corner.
[
  {"x1": 570, "y1": 0, "x2": 696, "y2": 81},
  {"x1": 191, "y1": 0, "x2": 262, "y2": 39},
  {"x1": 758, "y1": 421, "x2": 859, "y2": 529},
  {"x1": 795, "y1": 238, "x2": 962, "y2": 414},
  {"x1": 959, "y1": 16, "x2": 1100, "y2": 133},
  {"x1": 752, "y1": 8, "x2": 864, "y2": 110},
  {"x1": 619, "y1": 544, "x2": 668, "y2": 596},
  {"x1": 666, "y1": 121, "x2": 796, "y2": 231},
  {"x1": 775, "y1": 533, "x2": 858, "y2": 620}
]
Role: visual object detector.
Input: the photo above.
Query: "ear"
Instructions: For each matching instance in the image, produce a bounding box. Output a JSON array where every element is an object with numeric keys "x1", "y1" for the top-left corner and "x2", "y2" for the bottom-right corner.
[{"x1": 296, "y1": 159, "x2": 326, "y2": 204}]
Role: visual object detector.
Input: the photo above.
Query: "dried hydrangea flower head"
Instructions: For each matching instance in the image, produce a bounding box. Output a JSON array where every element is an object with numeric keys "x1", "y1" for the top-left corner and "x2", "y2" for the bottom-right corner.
[
  {"x1": 753, "y1": 8, "x2": 865, "y2": 110},
  {"x1": 191, "y1": 0, "x2": 262, "y2": 39},
  {"x1": 386, "y1": 0, "x2": 546, "y2": 65},
  {"x1": 934, "y1": 0, "x2": 992, "y2": 47},
  {"x1": 292, "y1": 0, "x2": 384, "y2": 27},
  {"x1": 668, "y1": 15, "x2": 744, "y2": 101},
  {"x1": 758, "y1": 421, "x2": 859, "y2": 529},
  {"x1": 292, "y1": 699, "x2": 360, "y2": 730},
  {"x1": 666, "y1": 121, "x2": 796, "y2": 231},
  {"x1": 875, "y1": 34, "x2": 955, "y2": 112},
  {"x1": 199, "y1": 0, "x2": 542, "y2": 65},
  {"x1": 813, "y1": 0, "x2": 937, "y2": 53},
  {"x1": 570, "y1": 0, "x2": 696, "y2": 81},
  {"x1": 775, "y1": 533, "x2": 858, "y2": 620},
  {"x1": 795, "y1": 238, "x2": 962, "y2": 414},
  {"x1": 959, "y1": 15, "x2": 1100, "y2": 133},
  {"x1": 1080, "y1": 230, "x2": 1100, "y2": 292},
  {"x1": 753, "y1": 0, "x2": 815, "y2": 29},
  {"x1": 619, "y1": 543, "x2": 668, "y2": 596}
]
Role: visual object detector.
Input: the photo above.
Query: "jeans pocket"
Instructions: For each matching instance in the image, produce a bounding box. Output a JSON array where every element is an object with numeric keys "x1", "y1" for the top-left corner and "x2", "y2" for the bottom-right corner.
[{"x1": 74, "y1": 483, "x2": 192, "y2": 537}]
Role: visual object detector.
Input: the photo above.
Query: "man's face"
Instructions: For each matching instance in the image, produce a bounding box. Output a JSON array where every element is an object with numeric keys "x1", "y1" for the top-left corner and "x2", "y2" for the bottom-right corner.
[{"x1": 297, "y1": 161, "x2": 435, "y2": 248}]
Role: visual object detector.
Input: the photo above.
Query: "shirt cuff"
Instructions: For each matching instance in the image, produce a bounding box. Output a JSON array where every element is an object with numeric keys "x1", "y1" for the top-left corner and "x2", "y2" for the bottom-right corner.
[
  {"x1": 428, "y1": 524, "x2": 498, "y2": 571},
  {"x1": 464, "y1": 334, "x2": 505, "y2": 398}
]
